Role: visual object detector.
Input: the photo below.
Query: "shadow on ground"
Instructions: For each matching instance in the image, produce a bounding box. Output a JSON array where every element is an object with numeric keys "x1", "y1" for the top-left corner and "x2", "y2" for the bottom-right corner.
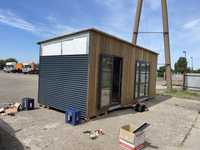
[
  {"x1": 89, "y1": 95, "x2": 172, "y2": 121},
  {"x1": 145, "y1": 95, "x2": 172, "y2": 108},
  {"x1": 0, "y1": 119, "x2": 27, "y2": 150},
  {"x1": 144, "y1": 141, "x2": 159, "y2": 149}
]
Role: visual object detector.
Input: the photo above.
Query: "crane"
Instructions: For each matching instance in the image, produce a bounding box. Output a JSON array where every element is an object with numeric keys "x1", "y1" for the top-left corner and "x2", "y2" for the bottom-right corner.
[{"x1": 132, "y1": 0, "x2": 172, "y2": 89}]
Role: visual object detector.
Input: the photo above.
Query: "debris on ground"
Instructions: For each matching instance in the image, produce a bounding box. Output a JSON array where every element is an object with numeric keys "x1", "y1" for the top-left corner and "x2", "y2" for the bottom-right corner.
[
  {"x1": 83, "y1": 128, "x2": 104, "y2": 140},
  {"x1": 83, "y1": 130, "x2": 91, "y2": 134},
  {"x1": 0, "y1": 102, "x2": 22, "y2": 116},
  {"x1": 0, "y1": 98, "x2": 36, "y2": 116},
  {"x1": 14, "y1": 102, "x2": 21, "y2": 111},
  {"x1": 5, "y1": 107, "x2": 17, "y2": 116},
  {"x1": 134, "y1": 103, "x2": 149, "y2": 112},
  {"x1": 0, "y1": 107, "x2": 5, "y2": 113}
]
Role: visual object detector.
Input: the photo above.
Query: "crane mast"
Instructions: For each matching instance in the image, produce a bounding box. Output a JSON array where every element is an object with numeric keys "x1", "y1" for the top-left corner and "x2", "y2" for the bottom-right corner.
[{"x1": 132, "y1": 0, "x2": 172, "y2": 89}]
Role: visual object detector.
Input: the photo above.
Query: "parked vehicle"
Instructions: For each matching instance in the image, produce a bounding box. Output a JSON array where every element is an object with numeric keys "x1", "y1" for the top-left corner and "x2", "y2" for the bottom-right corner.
[
  {"x1": 15, "y1": 63, "x2": 23, "y2": 73},
  {"x1": 22, "y1": 63, "x2": 38, "y2": 74},
  {"x1": 3, "y1": 62, "x2": 17, "y2": 73},
  {"x1": 0, "y1": 65, "x2": 3, "y2": 70}
]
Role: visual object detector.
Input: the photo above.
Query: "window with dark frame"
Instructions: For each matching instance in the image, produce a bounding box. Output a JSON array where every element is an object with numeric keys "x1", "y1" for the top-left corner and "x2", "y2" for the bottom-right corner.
[{"x1": 135, "y1": 61, "x2": 150, "y2": 98}]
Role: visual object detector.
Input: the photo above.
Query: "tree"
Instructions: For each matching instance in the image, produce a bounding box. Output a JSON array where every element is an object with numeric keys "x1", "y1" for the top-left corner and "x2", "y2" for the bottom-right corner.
[
  {"x1": 0, "y1": 58, "x2": 18, "y2": 70},
  {"x1": 157, "y1": 66, "x2": 165, "y2": 77},
  {"x1": 5, "y1": 58, "x2": 18, "y2": 63},
  {"x1": 174, "y1": 57, "x2": 187, "y2": 73},
  {"x1": 191, "y1": 69, "x2": 200, "y2": 73},
  {"x1": 0, "y1": 59, "x2": 5, "y2": 69}
]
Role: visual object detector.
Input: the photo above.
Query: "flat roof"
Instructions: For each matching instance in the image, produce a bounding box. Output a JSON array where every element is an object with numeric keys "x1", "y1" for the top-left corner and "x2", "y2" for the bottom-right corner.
[{"x1": 37, "y1": 28, "x2": 159, "y2": 55}]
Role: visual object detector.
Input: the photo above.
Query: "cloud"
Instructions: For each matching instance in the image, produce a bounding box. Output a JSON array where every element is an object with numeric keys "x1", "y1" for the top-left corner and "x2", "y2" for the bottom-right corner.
[
  {"x1": 0, "y1": 9, "x2": 75, "y2": 37},
  {"x1": 95, "y1": 0, "x2": 128, "y2": 10},
  {"x1": 94, "y1": 0, "x2": 135, "y2": 39},
  {"x1": 146, "y1": 0, "x2": 160, "y2": 11},
  {"x1": 94, "y1": 0, "x2": 162, "y2": 39},
  {"x1": 172, "y1": 18, "x2": 200, "y2": 69},
  {"x1": 183, "y1": 18, "x2": 200, "y2": 29},
  {"x1": 0, "y1": 9, "x2": 35, "y2": 32},
  {"x1": 182, "y1": 18, "x2": 200, "y2": 43},
  {"x1": 46, "y1": 15, "x2": 75, "y2": 35},
  {"x1": 94, "y1": 0, "x2": 165, "y2": 65}
]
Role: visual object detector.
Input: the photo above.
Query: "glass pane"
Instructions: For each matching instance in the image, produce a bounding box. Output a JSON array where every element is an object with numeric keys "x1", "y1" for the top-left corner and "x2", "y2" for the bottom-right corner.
[
  {"x1": 139, "y1": 83, "x2": 145, "y2": 97},
  {"x1": 146, "y1": 64, "x2": 150, "y2": 73},
  {"x1": 135, "y1": 85, "x2": 138, "y2": 97},
  {"x1": 140, "y1": 63, "x2": 146, "y2": 73},
  {"x1": 145, "y1": 83, "x2": 149, "y2": 96},
  {"x1": 140, "y1": 73, "x2": 146, "y2": 83},
  {"x1": 100, "y1": 57, "x2": 112, "y2": 108},
  {"x1": 146, "y1": 73, "x2": 149, "y2": 81},
  {"x1": 136, "y1": 73, "x2": 139, "y2": 82}
]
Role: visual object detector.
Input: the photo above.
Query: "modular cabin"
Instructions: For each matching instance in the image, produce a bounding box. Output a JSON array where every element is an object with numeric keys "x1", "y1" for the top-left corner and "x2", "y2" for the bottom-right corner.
[{"x1": 37, "y1": 28, "x2": 158, "y2": 119}]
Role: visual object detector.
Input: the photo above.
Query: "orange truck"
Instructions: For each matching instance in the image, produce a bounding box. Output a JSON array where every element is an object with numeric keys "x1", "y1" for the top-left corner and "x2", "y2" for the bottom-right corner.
[{"x1": 15, "y1": 63, "x2": 23, "y2": 73}]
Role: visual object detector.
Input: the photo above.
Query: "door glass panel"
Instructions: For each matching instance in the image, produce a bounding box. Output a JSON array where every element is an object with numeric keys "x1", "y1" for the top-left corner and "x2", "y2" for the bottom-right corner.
[
  {"x1": 100, "y1": 56, "x2": 113, "y2": 108},
  {"x1": 112, "y1": 57, "x2": 122, "y2": 105}
]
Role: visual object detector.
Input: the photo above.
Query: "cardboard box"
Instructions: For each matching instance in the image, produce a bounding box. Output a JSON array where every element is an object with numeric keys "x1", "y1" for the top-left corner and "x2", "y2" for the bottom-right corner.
[
  {"x1": 119, "y1": 138, "x2": 144, "y2": 150},
  {"x1": 119, "y1": 124, "x2": 145, "y2": 150}
]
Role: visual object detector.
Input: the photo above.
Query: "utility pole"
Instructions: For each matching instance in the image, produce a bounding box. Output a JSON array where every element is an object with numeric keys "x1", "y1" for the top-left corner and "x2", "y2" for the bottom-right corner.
[
  {"x1": 183, "y1": 50, "x2": 188, "y2": 71},
  {"x1": 161, "y1": 0, "x2": 172, "y2": 89},
  {"x1": 190, "y1": 57, "x2": 193, "y2": 71},
  {"x1": 132, "y1": 0, "x2": 172, "y2": 89},
  {"x1": 183, "y1": 50, "x2": 187, "y2": 58},
  {"x1": 132, "y1": 0, "x2": 143, "y2": 44}
]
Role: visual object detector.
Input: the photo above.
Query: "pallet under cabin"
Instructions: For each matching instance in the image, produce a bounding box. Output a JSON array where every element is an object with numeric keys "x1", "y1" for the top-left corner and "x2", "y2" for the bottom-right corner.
[{"x1": 37, "y1": 28, "x2": 158, "y2": 119}]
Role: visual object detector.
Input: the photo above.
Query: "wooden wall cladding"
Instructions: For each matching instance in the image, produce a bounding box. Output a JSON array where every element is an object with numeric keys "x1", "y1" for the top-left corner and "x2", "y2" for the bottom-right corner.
[{"x1": 87, "y1": 30, "x2": 158, "y2": 118}]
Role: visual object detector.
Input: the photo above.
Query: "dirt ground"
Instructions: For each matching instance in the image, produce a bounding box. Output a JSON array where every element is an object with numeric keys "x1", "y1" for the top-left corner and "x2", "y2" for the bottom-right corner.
[{"x1": 0, "y1": 71, "x2": 200, "y2": 150}]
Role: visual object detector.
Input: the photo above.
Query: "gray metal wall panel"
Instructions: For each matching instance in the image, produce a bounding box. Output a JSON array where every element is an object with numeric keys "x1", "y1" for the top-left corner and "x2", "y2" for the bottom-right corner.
[
  {"x1": 38, "y1": 55, "x2": 89, "y2": 118},
  {"x1": 184, "y1": 73, "x2": 200, "y2": 91}
]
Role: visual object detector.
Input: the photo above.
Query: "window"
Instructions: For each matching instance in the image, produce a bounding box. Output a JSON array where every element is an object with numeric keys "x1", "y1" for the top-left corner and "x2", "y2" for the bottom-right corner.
[{"x1": 135, "y1": 61, "x2": 150, "y2": 98}]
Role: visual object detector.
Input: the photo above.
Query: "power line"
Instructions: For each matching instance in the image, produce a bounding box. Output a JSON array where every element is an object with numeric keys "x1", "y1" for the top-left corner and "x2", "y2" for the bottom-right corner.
[{"x1": 133, "y1": 32, "x2": 166, "y2": 34}]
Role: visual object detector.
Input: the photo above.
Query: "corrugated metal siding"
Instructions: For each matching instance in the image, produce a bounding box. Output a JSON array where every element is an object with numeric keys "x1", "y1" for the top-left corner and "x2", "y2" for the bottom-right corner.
[
  {"x1": 38, "y1": 55, "x2": 89, "y2": 118},
  {"x1": 184, "y1": 73, "x2": 200, "y2": 91}
]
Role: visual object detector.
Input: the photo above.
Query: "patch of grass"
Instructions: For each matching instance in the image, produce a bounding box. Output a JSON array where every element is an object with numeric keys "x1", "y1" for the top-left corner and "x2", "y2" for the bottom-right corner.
[{"x1": 160, "y1": 89, "x2": 200, "y2": 100}]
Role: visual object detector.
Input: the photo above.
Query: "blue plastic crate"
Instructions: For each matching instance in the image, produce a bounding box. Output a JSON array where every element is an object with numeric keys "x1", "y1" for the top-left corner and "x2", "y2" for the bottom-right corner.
[
  {"x1": 21, "y1": 98, "x2": 34, "y2": 110},
  {"x1": 65, "y1": 108, "x2": 81, "y2": 125}
]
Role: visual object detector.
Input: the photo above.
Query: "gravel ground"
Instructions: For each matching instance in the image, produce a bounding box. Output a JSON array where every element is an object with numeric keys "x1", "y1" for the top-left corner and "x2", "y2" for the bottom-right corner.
[
  {"x1": 0, "y1": 71, "x2": 200, "y2": 150},
  {"x1": 0, "y1": 71, "x2": 38, "y2": 106}
]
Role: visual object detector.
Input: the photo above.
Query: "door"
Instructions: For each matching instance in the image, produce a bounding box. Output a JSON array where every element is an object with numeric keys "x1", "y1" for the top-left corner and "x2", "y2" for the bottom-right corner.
[
  {"x1": 99, "y1": 55, "x2": 113, "y2": 109},
  {"x1": 112, "y1": 57, "x2": 123, "y2": 105},
  {"x1": 98, "y1": 55, "x2": 123, "y2": 109}
]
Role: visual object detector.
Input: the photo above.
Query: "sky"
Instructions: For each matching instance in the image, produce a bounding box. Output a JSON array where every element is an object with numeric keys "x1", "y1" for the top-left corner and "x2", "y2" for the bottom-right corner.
[{"x1": 0, "y1": 0, "x2": 200, "y2": 69}]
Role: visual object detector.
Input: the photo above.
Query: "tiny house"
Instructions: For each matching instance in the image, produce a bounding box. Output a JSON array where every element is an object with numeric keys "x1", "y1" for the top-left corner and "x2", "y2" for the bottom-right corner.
[{"x1": 38, "y1": 28, "x2": 158, "y2": 119}]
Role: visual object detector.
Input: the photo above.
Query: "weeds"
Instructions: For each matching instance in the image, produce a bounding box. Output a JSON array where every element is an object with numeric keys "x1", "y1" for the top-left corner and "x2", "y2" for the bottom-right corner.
[{"x1": 160, "y1": 89, "x2": 200, "y2": 100}]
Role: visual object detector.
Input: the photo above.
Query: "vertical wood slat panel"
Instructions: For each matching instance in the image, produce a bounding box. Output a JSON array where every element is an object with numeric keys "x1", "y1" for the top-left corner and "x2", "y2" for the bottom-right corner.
[{"x1": 87, "y1": 30, "x2": 158, "y2": 118}]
